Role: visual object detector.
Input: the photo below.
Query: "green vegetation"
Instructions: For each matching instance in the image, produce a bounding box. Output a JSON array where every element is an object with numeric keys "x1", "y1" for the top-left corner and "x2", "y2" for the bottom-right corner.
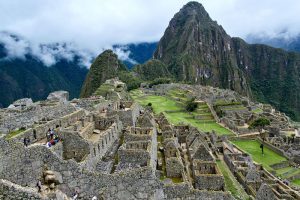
[
  {"x1": 171, "y1": 177, "x2": 183, "y2": 183},
  {"x1": 133, "y1": 95, "x2": 182, "y2": 113},
  {"x1": 252, "y1": 108, "x2": 263, "y2": 114},
  {"x1": 248, "y1": 118, "x2": 270, "y2": 132},
  {"x1": 6, "y1": 128, "x2": 26, "y2": 139},
  {"x1": 231, "y1": 140, "x2": 286, "y2": 171},
  {"x1": 118, "y1": 71, "x2": 143, "y2": 91},
  {"x1": 94, "y1": 83, "x2": 115, "y2": 97},
  {"x1": 133, "y1": 59, "x2": 172, "y2": 81},
  {"x1": 292, "y1": 179, "x2": 300, "y2": 186},
  {"x1": 80, "y1": 50, "x2": 128, "y2": 97},
  {"x1": 231, "y1": 139, "x2": 300, "y2": 186},
  {"x1": 216, "y1": 160, "x2": 249, "y2": 200},
  {"x1": 130, "y1": 89, "x2": 234, "y2": 136},
  {"x1": 185, "y1": 97, "x2": 198, "y2": 112},
  {"x1": 149, "y1": 78, "x2": 172, "y2": 88}
]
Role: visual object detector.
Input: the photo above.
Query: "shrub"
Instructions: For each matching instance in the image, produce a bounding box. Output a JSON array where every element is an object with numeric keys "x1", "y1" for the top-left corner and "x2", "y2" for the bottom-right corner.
[{"x1": 185, "y1": 97, "x2": 198, "y2": 112}]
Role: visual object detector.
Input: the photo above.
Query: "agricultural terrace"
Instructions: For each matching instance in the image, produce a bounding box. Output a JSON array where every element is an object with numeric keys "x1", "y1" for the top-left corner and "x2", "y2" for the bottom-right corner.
[
  {"x1": 232, "y1": 139, "x2": 300, "y2": 186},
  {"x1": 130, "y1": 89, "x2": 234, "y2": 136}
]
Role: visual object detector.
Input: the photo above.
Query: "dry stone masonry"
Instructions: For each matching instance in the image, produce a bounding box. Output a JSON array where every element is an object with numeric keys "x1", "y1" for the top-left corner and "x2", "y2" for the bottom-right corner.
[{"x1": 1, "y1": 79, "x2": 300, "y2": 199}]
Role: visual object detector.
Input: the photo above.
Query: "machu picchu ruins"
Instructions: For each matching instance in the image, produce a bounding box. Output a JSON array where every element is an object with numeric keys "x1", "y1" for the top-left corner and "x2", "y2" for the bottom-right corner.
[
  {"x1": 1, "y1": 1, "x2": 300, "y2": 200},
  {"x1": 0, "y1": 78, "x2": 300, "y2": 199}
]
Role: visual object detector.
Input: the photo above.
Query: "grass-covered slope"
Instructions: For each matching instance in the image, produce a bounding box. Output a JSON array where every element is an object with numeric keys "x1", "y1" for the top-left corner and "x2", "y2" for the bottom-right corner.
[
  {"x1": 231, "y1": 139, "x2": 300, "y2": 186},
  {"x1": 130, "y1": 89, "x2": 234, "y2": 136}
]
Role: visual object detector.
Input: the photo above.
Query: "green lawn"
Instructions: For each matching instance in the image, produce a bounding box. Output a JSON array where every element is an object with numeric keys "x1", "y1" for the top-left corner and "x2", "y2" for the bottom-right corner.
[
  {"x1": 130, "y1": 89, "x2": 234, "y2": 136},
  {"x1": 292, "y1": 179, "x2": 300, "y2": 186},
  {"x1": 5, "y1": 128, "x2": 26, "y2": 139},
  {"x1": 231, "y1": 139, "x2": 300, "y2": 187},
  {"x1": 216, "y1": 160, "x2": 250, "y2": 200},
  {"x1": 134, "y1": 95, "x2": 182, "y2": 113},
  {"x1": 252, "y1": 108, "x2": 263, "y2": 114},
  {"x1": 231, "y1": 140, "x2": 287, "y2": 171}
]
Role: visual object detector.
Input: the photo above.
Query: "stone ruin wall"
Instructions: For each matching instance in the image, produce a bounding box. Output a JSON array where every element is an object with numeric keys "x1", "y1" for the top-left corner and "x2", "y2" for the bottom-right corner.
[
  {"x1": 10, "y1": 109, "x2": 86, "y2": 144},
  {"x1": 81, "y1": 121, "x2": 123, "y2": 171},
  {"x1": 0, "y1": 137, "x2": 162, "y2": 199},
  {"x1": 0, "y1": 102, "x2": 76, "y2": 134},
  {"x1": 109, "y1": 102, "x2": 141, "y2": 127},
  {"x1": 0, "y1": 179, "x2": 45, "y2": 200}
]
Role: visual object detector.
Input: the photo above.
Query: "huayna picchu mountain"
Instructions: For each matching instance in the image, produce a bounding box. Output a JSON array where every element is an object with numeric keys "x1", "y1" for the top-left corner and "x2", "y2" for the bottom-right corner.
[
  {"x1": 151, "y1": 1, "x2": 300, "y2": 121},
  {"x1": 154, "y1": 2, "x2": 251, "y2": 98}
]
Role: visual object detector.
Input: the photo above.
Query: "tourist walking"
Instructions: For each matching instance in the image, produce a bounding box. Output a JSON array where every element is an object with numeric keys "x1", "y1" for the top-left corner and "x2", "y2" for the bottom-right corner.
[
  {"x1": 23, "y1": 137, "x2": 30, "y2": 147},
  {"x1": 36, "y1": 180, "x2": 42, "y2": 192},
  {"x1": 260, "y1": 143, "x2": 264, "y2": 155}
]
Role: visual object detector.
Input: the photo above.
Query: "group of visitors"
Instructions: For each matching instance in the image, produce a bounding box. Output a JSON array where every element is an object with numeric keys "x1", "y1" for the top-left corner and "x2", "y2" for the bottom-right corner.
[{"x1": 46, "y1": 128, "x2": 60, "y2": 148}]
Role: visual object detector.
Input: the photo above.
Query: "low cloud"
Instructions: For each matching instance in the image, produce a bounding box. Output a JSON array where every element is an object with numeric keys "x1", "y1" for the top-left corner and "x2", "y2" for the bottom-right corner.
[
  {"x1": 1, "y1": 0, "x2": 300, "y2": 64},
  {"x1": 0, "y1": 32, "x2": 94, "y2": 67},
  {"x1": 0, "y1": 32, "x2": 30, "y2": 59},
  {"x1": 113, "y1": 47, "x2": 138, "y2": 65}
]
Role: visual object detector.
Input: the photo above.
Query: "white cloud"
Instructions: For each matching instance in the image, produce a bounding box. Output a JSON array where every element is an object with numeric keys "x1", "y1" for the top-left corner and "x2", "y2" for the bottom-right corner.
[
  {"x1": 0, "y1": 32, "x2": 95, "y2": 67},
  {"x1": 113, "y1": 47, "x2": 138, "y2": 65},
  {"x1": 0, "y1": 32, "x2": 30, "y2": 59},
  {"x1": 0, "y1": 0, "x2": 300, "y2": 64}
]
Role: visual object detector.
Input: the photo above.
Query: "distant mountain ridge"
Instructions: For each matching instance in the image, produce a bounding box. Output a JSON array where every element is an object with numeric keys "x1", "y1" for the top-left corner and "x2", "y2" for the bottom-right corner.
[
  {"x1": 0, "y1": 33, "x2": 156, "y2": 107},
  {"x1": 247, "y1": 34, "x2": 300, "y2": 53},
  {"x1": 0, "y1": 42, "x2": 88, "y2": 108}
]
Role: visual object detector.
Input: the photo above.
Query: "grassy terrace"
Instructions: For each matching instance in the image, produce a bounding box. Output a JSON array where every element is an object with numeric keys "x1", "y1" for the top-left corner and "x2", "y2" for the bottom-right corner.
[
  {"x1": 216, "y1": 160, "x2": 250, "y2": 200},
  {"x1": 130, "y1": 89, "x2": 234, "y2": 136},
  {"x1": 231, "y1": 140, "x2": 286, "y2": 171},
  {"x1": 231, "y1": 139, "x2": 300, "y2": 186},
  {"x1": 5, "y1": 128, "x2": 26, "y2": 139}
]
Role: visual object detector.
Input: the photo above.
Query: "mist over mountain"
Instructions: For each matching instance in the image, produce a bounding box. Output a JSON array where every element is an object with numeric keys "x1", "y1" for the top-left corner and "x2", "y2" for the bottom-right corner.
[
  {"x1": 0, "y1": 40, "x2": 89, "y2": 108},
  {"x1": 113, "y1": 42, "x2": 157, "y2": 69},
  {"x1": 247, "y1": 34, "x2": 300, "y2": 53},
  {"x1": 0, "y1": 33, "x2": 156, "y2": 107}
]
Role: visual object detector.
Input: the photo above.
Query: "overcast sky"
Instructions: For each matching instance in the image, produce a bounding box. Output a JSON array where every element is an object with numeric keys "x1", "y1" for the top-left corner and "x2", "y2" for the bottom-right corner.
[{"x1": 1, "y1": 0, "x2": 300, "y2": 66}]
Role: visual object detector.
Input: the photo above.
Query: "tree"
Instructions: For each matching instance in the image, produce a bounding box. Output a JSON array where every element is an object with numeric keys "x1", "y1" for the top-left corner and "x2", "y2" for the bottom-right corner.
[
  {"x1": 291, "y1": 133, "x2": 296, "y2": 143},
  {"x1": 249, "y1": 118, "x2": 270, "y2": 138},
  {"x1": 185, "y1": 97, "x2": 198, "y2": 112}
]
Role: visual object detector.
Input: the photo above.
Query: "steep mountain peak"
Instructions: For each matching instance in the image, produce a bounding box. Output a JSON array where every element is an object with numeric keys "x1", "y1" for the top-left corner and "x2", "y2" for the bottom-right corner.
[
  {"x1": 154, "y1": 2, "x2": 248, "y2": 96},
  {"x1": 179, "y1": 1, "x2": 210, "y2": 18},
  {"x1": 167, "y1": 1, "x2": 213, "y2": 33},
  {"x1": 80, "y1": 49, "x2": 127, "y2": 98}
]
